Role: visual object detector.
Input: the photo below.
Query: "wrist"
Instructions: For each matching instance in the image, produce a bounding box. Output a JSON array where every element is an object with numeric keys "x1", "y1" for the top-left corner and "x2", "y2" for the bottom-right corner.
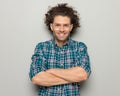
[{"x1": 46, "y1": 68, "x2": 54, "y2": 73}]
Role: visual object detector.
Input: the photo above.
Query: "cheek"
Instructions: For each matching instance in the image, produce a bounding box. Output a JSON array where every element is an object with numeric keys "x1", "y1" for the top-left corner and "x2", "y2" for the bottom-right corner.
[
  {"x1": 53, "y1": 31, "x2": 59, "y2": 36},
  {"x1": 53, "y1": 31, "x2": 59, "y2": 34},
  {"x1": 66, "y1": 30, "x2": 71, "y2": 35}
]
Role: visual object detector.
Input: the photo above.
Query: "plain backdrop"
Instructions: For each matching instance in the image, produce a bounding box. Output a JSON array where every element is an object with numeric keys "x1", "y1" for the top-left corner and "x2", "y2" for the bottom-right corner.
[{"x1": 0, "y1": 0, "x2": 120, "y2": 96}]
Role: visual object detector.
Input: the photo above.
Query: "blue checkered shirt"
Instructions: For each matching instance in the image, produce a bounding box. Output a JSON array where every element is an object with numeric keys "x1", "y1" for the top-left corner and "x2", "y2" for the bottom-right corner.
[{"x1": 29, "y1": 38, "x2": 91, "y2": 96}]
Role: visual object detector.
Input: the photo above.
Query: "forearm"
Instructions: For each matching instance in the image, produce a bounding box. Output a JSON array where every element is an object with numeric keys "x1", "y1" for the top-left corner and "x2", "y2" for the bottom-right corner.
[
  {"x1": 46, "y1": 66, "x2": 88, "y2": 82},
  {"x1": 32, "y1": 71, "x2": 70, "y2": 86}
]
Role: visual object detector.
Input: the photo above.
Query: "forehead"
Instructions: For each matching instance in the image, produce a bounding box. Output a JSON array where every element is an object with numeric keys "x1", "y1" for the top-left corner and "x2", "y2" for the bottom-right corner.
[{"x1": 53, "y1": 15, "x2": 71, "y2": 23}]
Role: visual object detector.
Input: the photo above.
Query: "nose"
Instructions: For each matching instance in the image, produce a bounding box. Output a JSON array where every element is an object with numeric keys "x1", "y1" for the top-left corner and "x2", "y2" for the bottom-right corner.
[{"x1": 59, "y1": 26, "x2": 64, "y2": 32}]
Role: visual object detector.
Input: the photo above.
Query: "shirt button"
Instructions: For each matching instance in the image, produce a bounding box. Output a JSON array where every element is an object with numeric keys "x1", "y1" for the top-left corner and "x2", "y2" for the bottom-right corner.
[
  {"x1": 61, "y1": 64, "x2": 64, "y2": 66},
  {"x1": 61, "y1": 50, "x2": 64, "y2": 54},
  {"x1": 57, "y1": 88, "x2": 60, "y2": 91}
]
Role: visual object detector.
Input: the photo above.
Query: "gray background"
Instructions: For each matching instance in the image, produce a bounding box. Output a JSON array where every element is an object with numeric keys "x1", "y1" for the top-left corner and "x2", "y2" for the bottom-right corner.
[{"x1": 0, "y1": 0, "x2": 120, "y2": 96}]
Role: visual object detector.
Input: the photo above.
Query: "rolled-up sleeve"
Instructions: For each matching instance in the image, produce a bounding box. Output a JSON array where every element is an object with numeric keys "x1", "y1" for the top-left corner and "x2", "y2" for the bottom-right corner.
[
  {"x1": 77, "y1": 42, "x2": 91, "y2": 77},
  {"x1": 29, "y1": 43, "x2": 47, "y2": 80}
]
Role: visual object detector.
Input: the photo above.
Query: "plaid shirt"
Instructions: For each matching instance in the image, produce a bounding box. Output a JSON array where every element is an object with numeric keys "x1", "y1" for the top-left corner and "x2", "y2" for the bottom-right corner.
[{"x1": 29, "y1": 38, "x2": 91, "y2": 96}]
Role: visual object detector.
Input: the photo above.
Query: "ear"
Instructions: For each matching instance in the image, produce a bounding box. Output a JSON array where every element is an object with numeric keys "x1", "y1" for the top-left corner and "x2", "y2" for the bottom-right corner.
[
  {"x1": 70, "y1": 24, "x2": 73, "y2": 31},
  {"x1": 50, "y1": 23, "x2": 53, "y2": 31}
]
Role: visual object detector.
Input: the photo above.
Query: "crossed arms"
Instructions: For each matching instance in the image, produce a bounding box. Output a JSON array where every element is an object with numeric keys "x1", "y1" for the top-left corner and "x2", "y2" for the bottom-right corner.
[
  {"x1": 32, "y1": 66, "x2": 88, "y2": 87},
  {"x1": 30, "y1": 42, "x2": 91, "y2": 87}
]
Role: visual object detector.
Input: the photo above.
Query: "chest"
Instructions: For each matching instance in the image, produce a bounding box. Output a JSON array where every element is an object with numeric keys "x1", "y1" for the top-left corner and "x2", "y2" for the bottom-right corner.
[{"x1": 44, "y1": 48, "x2": 79, "y2": 69}]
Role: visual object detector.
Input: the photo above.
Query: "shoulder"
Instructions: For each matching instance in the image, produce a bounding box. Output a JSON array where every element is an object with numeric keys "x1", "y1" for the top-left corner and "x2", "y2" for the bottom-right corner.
[
  {"x1": 70, "y1": 39, "x2": 87, "y2": 49},
  {"x1": 34, "y1": 40, "x2": 52, "y2": 51}
]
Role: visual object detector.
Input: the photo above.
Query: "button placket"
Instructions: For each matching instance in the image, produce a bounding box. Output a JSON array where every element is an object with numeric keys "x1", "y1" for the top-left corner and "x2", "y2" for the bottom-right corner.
[{"x1": 60, "y1": 49, "x2": 65, "y2": 68}]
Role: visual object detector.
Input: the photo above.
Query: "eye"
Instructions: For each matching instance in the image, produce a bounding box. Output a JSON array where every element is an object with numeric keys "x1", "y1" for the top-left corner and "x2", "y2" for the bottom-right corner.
[
  {"x1": 54, "y1": 24, "x2": 60, "y2": 27},
  {"x1": 64, "y1": 24, "x2": 70, "y2": 27},
  {"x1": 64, "y1": 24, "x2": 69, "y2": 27}
]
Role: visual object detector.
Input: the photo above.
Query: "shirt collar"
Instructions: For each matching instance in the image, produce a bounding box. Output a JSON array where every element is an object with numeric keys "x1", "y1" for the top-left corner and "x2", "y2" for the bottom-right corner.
[{"x1": 51, "y1": 37, "x2": 72, "y2": 47}]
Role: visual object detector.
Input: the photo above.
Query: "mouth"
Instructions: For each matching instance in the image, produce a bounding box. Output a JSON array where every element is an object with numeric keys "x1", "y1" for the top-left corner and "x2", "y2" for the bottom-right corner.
[
  {"x1": 57, "y1": 32, "x2": 67, "y2": 36},
  {"x1": 59, "y1": 33, "x2": 65, "y2": 37}
]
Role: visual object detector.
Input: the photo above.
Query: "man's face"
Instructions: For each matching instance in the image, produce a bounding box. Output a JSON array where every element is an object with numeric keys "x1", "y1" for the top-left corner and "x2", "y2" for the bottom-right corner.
[{"x1": 50, "y1": 15, "x2": 73, "y2": 43}]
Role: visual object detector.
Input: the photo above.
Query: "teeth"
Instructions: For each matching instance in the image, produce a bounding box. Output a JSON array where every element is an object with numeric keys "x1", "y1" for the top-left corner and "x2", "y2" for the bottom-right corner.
[{"x1": 59, "y1": 34, "x2": 64, "y2": 36}]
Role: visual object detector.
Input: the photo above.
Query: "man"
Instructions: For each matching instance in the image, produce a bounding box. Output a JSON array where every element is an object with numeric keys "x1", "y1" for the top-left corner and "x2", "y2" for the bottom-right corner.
[{"x1": 29, "y1": 3, "x2": 91, "y2": 96}]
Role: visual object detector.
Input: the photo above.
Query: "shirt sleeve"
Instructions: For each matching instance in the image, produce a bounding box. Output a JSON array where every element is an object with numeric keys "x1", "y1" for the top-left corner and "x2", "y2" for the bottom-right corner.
[
  {"x1": 29, "y1": 43, "x2": 47, "y2": 80},
  {"x1": 77, "y1": 42, "x2": 91, "y2": 77}
]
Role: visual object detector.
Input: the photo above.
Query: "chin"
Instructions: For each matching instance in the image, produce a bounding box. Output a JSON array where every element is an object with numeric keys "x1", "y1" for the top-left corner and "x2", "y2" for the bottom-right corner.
[{"x1": 58, "y1": 38, "x2": 68, "y2": 42}]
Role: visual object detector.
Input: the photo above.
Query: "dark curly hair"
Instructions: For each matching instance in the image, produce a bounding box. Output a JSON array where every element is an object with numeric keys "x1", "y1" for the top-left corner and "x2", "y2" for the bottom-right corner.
[{"x1": 45, "y1": 3, "x2": 80, "y2": 33}]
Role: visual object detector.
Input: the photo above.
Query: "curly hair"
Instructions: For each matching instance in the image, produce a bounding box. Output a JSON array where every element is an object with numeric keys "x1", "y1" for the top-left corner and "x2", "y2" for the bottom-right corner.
[{"x1": 45, "y1": 3, "x2": 80, "y2": 33}]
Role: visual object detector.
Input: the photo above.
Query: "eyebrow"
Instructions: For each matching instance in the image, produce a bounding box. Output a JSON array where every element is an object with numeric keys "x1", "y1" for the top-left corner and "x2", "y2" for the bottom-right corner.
[{"x1": 53, "y1": 23, "x2": 71, "y2": 25}]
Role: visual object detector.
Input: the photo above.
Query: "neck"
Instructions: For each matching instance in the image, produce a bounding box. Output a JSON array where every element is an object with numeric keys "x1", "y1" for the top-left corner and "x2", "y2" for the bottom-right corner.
[{"x1": 55, "y1": 39, "x2": 67, "y2": 47}]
